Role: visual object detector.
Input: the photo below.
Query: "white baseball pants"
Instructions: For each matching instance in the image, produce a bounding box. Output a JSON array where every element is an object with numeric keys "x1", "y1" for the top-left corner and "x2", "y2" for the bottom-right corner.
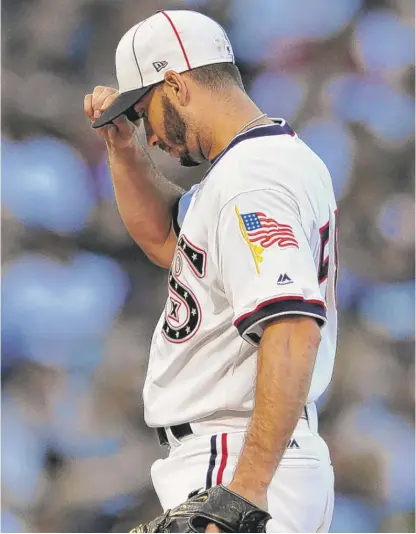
[{"x1": 150, "y1": 405, "x2": 334, "y2": 532}]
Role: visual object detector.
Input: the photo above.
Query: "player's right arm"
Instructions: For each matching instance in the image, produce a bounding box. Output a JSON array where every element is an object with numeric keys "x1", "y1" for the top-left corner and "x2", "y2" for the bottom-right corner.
[{"x1": 84, "y1": 86, "x2": 183, "y2": 268}]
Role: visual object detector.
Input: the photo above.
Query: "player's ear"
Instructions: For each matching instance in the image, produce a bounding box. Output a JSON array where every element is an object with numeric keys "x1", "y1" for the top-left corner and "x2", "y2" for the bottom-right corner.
[{"x1": 164, "y1": 71, "x2": 189, "y2": 107}]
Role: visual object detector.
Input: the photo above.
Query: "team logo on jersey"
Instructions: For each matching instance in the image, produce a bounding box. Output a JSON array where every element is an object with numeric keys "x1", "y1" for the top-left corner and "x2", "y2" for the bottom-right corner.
[
  {"x1": 162, "y1": 235, "x2": 207, "y2": 344},
  {"x1": 235, "y1": 207, "x2": 299, "y2": 274}
]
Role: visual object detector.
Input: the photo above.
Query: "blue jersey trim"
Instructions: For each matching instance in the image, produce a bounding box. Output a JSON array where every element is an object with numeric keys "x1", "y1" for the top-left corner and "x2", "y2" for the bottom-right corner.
[{"x1": 209, "y1": 119, "x2": 295, "y2": 171}]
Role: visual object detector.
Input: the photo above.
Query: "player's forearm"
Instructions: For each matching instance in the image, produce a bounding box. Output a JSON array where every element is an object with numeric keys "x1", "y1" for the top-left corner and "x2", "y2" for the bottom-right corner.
[
  {"x1": 106, "y1": 137, "x2": 184, "y2": 252},
  {"x1": 230, "y1": 317, "x2": 321, "y2": 503}
]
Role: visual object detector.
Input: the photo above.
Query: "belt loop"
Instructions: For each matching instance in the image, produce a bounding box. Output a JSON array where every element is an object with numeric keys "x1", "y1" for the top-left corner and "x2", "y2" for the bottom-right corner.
[{"x1": 166, "y1": 427, "x2": 182, "y2": 447}]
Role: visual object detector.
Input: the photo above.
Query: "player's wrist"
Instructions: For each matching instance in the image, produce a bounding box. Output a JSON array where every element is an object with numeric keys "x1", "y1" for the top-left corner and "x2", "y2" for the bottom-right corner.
[
  {"x1": 227, "y1": 480, "x2": 268, "y2": 510},
  {"x1": 105, "y1": 133, "x2": 138, "y2": 154}
]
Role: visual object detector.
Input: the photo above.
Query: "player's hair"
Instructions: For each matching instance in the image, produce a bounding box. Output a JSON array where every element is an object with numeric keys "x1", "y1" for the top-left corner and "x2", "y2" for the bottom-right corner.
[{"x1": 186, "y1": 62, "x2": 245, "y2": 92}]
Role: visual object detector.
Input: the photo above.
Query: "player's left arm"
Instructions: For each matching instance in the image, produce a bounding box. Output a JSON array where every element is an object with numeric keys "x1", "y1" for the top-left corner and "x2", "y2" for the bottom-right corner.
[
  {"x1": 228, "y1": 315, "x2": 321, "y2": 508},
  {"x1": 210, "y1": 182, "x2": 331, "y2": 516}
]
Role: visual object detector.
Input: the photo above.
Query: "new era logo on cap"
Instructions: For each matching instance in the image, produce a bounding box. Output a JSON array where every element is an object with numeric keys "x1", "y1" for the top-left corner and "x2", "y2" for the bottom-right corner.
[{"x1": 153, "y1": 60, "x2": 168, "y2": 72}]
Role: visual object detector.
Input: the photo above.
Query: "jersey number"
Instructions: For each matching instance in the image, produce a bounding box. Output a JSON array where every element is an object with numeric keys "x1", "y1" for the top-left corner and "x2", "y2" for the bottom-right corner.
[
  {"x1": 162, "y1": 235, "x2": 207, "y2": 344},
  {"x1": 318, "y1": 210, "x2": 339, "y2": 301}
]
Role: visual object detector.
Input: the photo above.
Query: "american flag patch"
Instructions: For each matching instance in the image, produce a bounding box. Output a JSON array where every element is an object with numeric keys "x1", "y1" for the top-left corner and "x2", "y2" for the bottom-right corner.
[{"x1": 240, "y1": 212, "x2": 299, "y2": 249}]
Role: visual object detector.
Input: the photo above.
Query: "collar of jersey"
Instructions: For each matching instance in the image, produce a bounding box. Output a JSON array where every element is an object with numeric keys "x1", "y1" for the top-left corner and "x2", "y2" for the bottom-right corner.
[{"x1": 208, "y1": 119, "x2": 295, "y2": 170}]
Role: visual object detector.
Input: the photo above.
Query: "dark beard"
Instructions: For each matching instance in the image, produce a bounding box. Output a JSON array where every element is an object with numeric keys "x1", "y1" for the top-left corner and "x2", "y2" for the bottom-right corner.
[
  {"x1": 179, "y1": 153, "x2": 201, "y2": 167},
  {"x1": 162, "y1": 95, "x2": 202, "y2": 167}
]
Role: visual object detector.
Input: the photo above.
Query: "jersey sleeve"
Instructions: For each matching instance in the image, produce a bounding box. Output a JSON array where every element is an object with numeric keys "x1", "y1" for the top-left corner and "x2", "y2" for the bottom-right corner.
[
  {"x1": 216, "y1": 188, "x2": 327, "y2": 346},
  {"x1": 172, "y1": 184, "x2": 199, "y2": 237}
]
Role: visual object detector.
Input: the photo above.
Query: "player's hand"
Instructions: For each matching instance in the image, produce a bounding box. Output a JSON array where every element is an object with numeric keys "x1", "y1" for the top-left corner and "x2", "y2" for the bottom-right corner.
[{"x1": 84, "y1": 86, "x2": 137, "y2": 149}]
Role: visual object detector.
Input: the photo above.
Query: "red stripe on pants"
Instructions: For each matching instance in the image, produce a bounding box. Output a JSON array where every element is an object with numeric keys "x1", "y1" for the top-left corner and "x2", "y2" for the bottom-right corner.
[{"x1": 216, "y1": 433, "x2": 228, "y2": 484}]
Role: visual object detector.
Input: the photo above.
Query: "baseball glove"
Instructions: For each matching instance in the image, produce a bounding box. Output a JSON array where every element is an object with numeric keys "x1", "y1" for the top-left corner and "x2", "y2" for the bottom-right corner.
[{"x1": 129, "y1": 485, "x2": 271, "y2": 533}]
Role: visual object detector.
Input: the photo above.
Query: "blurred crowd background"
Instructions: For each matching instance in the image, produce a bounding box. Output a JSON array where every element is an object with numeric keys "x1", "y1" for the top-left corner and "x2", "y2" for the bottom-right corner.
[{"x1": 1, "y1": 0, "x2": 415, "y2": 532}]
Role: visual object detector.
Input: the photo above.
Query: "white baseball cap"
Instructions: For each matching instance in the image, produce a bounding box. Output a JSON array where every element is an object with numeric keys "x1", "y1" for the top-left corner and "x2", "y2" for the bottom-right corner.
[{"x1": 93, "y1": 10, "x2": 235, "y2": 128}]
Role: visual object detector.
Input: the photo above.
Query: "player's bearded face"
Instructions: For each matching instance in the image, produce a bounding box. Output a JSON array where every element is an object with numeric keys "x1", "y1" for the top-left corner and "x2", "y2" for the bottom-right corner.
[{"x1": 161, "y1": 95, "x2": 202, "y2": 168}]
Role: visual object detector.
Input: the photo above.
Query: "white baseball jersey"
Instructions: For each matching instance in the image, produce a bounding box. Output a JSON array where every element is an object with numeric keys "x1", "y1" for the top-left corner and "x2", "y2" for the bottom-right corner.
[{"x1": 143, "y1": 119, "x2": 338, "y2": 427}]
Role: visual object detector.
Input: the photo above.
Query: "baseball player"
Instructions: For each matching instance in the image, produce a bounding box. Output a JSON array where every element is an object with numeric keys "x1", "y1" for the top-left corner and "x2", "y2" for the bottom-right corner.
[{"x1": 85, "y1": 10, "x2": 338, "y2": 533}]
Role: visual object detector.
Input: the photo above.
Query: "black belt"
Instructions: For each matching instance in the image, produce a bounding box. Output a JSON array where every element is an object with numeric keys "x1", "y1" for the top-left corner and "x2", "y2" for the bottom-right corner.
[
  {"x1": 157, "y1": 422, "x2": 193, "y2": 446},
  {"x1": 156, "y1": 407, "x2": 309, "y2": 447}
]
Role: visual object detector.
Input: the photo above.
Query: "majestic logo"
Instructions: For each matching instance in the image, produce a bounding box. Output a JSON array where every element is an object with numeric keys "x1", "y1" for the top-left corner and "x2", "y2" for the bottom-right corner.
[
  {"x1": 277, "y1": 273, "x2": 293, "y2": 285},
  {"x1": 287, "y1": 438, "x2": 300, "y2": 449},
  {"x1": 153, "y1": 60, "x2": 168, "y2": 72}
]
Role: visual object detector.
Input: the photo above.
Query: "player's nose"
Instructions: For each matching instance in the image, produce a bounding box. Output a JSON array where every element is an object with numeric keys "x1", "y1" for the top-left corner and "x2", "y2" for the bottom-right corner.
[
  {"x1": 143, "y1": 119, "x2": 160, "y2": 148},
  {"x1": 146, "y1": 132, "x2": 160, "y2": 149}
]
